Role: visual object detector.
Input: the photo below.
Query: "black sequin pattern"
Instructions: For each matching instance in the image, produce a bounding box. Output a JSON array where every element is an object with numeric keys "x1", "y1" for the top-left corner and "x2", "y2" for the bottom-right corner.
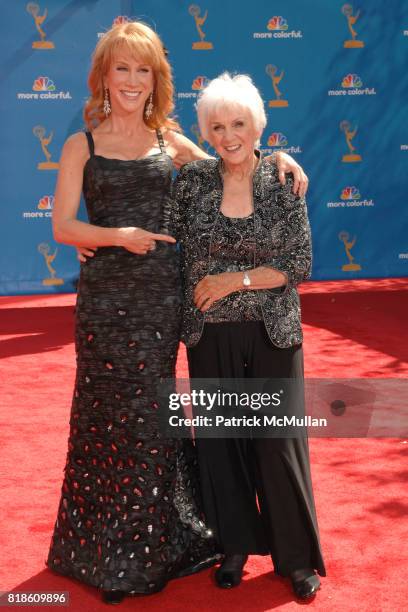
[
  {"x1": 171, "y1": 156, "x2": 312, "y2": 348},
  {"x1": 47, "y1": 135, "x2": 217, "y2": 594},
  {"x1": 205, "y1": 213, "x2": 263, "y2": 322}
]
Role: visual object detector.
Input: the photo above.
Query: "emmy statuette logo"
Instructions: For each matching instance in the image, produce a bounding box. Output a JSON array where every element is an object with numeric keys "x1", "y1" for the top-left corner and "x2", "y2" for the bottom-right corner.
[
  {"x1": 266, "y1": 65, "x2": 288, "y2": 107},
  {"x1": 26, "y1": 3, "x2": 54, "y2": 49},
  {"x1": 338, "y1": 232, "x2": 362, "y2": 271},
  {"x1": 38, "y1": 243, "x2": 64, "y2": 286},
  {"x1": 342, "y1": 4, "x2": 365, "y2": 48},
  {"x1": 189, "y1": 4, "x2": 213, "y2": 50},
  {"x1": 340, "y1": 121, "x2": 362, "y2": 162},
  {"x1": 33, "y1": 125, "x2": 59, "y2": 170}
]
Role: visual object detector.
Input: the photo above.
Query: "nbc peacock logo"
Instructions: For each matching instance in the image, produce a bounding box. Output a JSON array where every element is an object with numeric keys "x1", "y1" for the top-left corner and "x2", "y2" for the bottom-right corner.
[
  {"x1": 341, "y1": 186, "x2": 360, "y2": 200},
  {"x1": 113, "y1": 15, "x2": 131, "y2": 26},
  {"x1": 192, "y1": 76, "x2": 209, "y2": 90},
  {"x1": 38, "y1": 195, "x2": 54, "y2": 210},
  {"x1": 267, "y1": 133, "x2": 288, "y2": 147},
  {"x1": 17, "y1": 76, "x2": 71, "y2": 100},
  {"x1": 342, "y1": 74, "x2": 362, "y2": 88},
  {"x1": 267, "y1": 16, "x2": 288, "y2": 31},
  {"x1": 254, "y1": 16, "x2": 302, "y2": 39},
  {"x1": 178, "y1": 76, "x2": 209, "y2": 99},
  {"x1": 33, "y1": 76, "x2": 55, "y2": 91},
  {"x1": 328, "y1": 73, "x2": 375, "y2": 96},
  {"x1": 264, "y1": 132, "x2": 302, "y2": 155},
  {"x1": 327, "y1": 186, "x2": 374, "y2": 209},
  {"x1": 98, "y1": 15, "x2": 131, "y2": 38},
  {"x1": 22, "y1": 194, "x2": 54, "y2": 219}
]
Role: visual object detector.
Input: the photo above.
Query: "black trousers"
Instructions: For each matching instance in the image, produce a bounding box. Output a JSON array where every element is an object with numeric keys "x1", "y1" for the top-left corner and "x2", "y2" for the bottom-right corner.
[{"x1": 187, "y1": 321, "x2": 326, "y2": 577}]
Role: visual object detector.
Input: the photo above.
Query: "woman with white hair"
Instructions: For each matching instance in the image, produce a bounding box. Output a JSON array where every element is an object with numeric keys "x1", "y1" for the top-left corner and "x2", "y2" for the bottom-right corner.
[{"x1": 173, "y1": 73, "x2": 325, "y2": 600}]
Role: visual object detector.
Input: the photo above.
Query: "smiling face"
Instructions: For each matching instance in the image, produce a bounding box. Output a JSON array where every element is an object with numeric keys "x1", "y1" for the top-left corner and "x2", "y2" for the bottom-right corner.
[
  {"x1": 104, "y1": 52, "x2": 154, "y2": 117},
  {"x1": 208, "y1": 105, "x2": 260, "y2": 166}
]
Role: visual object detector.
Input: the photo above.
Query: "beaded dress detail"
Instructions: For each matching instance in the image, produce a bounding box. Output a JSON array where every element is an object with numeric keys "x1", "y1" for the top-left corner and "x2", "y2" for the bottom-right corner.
[{"x1": 46, "y1": 131, "x2": 216, "y2": 594}]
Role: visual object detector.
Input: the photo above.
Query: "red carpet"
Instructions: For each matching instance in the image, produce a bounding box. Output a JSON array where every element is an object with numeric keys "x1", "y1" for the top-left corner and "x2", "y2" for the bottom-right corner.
[{"x1": 0, "y1": 279, "x2": 407, "y2": 611}]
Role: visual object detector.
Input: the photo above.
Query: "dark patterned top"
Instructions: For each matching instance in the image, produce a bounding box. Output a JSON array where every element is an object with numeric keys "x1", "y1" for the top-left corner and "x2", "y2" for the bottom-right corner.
[
  {"x1": 171, "y1": 155, "x2": 312, "y2": 348},
  {"x1": 205, "y1": 212, "x2": 263, "y2": 323}
]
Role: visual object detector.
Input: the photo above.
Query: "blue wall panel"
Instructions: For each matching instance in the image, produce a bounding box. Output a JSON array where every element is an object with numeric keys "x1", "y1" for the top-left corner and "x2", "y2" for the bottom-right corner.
[{"x1": 0, "y1": 1, "x2": 407, "y2": 294}]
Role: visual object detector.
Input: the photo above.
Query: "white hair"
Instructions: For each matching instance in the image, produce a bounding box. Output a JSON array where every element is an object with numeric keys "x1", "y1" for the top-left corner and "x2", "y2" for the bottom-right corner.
[{"x1": 196, "y1": 72, "x2": 267, "y2": 144}]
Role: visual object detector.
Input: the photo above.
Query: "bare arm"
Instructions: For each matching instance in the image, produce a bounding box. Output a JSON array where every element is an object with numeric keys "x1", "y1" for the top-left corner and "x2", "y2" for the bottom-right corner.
[
  {"x1": 273, "y1": 152, "x2": 309, "y2": 197},
  {"x1": 166, "y1": 130, "x2": 308, "y2": 196},
  {"x1": 53, "y1": 133, "x2": 122, "y2": 247},
  {"x1": 194, "y1": 267, "x2": 286, "y2": 312},
  {"x1": 165, "y1": 130, "x2": 209, "y2": 169}
]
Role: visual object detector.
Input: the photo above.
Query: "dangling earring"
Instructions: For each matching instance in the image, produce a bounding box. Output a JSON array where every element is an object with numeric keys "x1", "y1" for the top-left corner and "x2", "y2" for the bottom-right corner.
[
  {"x1": 145, "y1": 92, "x2": 154, "y2": 119},
  {"x1": 103, "y1": 87, "x2": 111, "y2": 117}
]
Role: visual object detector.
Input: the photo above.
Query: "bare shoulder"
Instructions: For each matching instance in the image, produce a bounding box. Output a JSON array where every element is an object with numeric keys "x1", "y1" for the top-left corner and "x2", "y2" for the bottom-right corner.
[{"x1": 61, "y1": 131, "x2": 90, "y2": 164}]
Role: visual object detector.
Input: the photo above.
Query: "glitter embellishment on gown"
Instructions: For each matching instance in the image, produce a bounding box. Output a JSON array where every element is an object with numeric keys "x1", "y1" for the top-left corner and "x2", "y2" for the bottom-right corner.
[{"x1": 46, "y1": 130, "x2": 217, "y2": 594}]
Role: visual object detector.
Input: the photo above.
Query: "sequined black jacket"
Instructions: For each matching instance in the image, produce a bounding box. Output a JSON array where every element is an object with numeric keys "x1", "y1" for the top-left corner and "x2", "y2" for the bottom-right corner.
[{"x1": 171, "y1": 156, "x2": 312, "y2": 348}]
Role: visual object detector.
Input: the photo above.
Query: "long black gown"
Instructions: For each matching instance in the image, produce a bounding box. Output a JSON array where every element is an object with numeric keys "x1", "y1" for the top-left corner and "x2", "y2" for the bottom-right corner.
[{"x1": 46, "y1": 130, "x2": 217, "y2": 594}]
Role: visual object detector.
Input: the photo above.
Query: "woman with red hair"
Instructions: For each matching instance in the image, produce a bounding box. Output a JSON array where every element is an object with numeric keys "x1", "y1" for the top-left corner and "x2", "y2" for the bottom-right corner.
[{"x1": 47, "y1": 21, "x2": 307, "y2": 604}]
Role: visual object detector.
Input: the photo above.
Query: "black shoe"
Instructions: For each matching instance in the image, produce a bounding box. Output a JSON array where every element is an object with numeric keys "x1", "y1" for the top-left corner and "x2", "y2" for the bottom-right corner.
[
  {"x1": 215, "y1": 554, "x2": 248, "y2": 589},
  {"x1": 101, "y1": 590, "x2": 126, "y2": 605},
  {"x1": 176, "y1": 554, "x2": 222, "y2": 578},
  {"x1": 290, "y1": 568, "x2": 320, "y2": 599}
]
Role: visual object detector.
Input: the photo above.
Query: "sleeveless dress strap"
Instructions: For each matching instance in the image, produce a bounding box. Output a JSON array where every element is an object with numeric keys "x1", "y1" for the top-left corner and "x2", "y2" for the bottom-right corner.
[
  {"x1": 156, "y1": 129, "x2": 166, "y2": 154},
  {"x1": 85, "y1": 131, "x2": 95, "y2": 157}
]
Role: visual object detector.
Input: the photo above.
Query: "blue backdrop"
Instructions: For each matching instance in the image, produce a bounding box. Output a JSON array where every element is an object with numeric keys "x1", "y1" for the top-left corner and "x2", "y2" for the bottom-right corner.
[{"x1": 1, "y1": 0, "x2": 407, "y2": 295}]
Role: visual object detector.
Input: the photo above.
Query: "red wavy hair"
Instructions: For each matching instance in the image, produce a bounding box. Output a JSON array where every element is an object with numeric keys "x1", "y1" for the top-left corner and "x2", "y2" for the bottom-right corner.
[{"x1": 84, "y1": 21, "x2": 179, "y2": 131}]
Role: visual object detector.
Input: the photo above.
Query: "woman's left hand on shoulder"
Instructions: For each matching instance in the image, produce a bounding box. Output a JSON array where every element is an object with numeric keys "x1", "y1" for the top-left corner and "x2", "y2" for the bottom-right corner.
[
  {"x1": 194, "y1": 273, "x2": 237, "y2": 312},
  {"x1": 268, "y1": 151, "x2": 309, "y2": 197}
]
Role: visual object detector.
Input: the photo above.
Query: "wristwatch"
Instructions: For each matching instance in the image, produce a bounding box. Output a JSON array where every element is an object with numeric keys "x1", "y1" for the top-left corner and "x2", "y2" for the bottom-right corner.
[{"x1": 243, "y1": 271, "x2": 251, "y2": 287}]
